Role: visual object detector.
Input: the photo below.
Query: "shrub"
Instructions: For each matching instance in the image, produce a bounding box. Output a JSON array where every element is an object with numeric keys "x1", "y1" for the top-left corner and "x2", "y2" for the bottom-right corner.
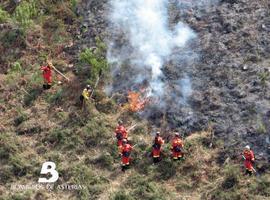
[
  {"x1": 90, "y1": 153, "x2": 114, "y2": 170},
  {"x1": 250, "y1": 175, "x2": 270, "y2": 196},
  {"x1": 112, "y1": 192, "x2": 134, "y2": 200},
  {"x1": 70, "y1": 164, "x2": 108, "y2": 199},
  {"x1": 0, "y1": 166, "x2": 13, "y2": 184},
  {"x1": 79, "y1": 37, "x2": 109, "y2": 83},
  {"x1": 83, "y1": 117, "x2": 111, "y2": 147},
  {"x1": 5, "y1": 61, "x2": 24, "y2": 85},
  {"x1": 2, "y1": 28, "x2": 26, "y2": 48},
  {"x1": 9, "y1": 155, "x2": 29, "y2": 177},
  {"x1": 23, "y1": 87, "x2": 43, "y2": 106},
  {"x1": 125, "y1": 175, "x2": 168, "y2": 200},
  {"x1": 0, "y1": 133, "x2": 20, "y2": 163},
  {"x1": 46, "y1": 128, "x2": 83, "y2": 150},
  {"x1": 0, "y1": 8, "x2": 10, "y2": 23},
  {"x1": 46, "y1": 88, "x2": 63, "y2": 104},
  {"x1": 222, "y1": 165, "x2": 240, "y2": 190},
  {"x1": 155, "y1": 157, "x2": 176, "y2": 180},
  {"x1": 13, "y1": 0, "x2": 38, "y2": 28}
]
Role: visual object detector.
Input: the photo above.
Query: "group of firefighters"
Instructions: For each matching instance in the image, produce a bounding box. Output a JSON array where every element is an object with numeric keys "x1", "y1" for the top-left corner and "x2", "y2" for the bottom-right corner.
[
  {"x1": 40, "y1": 61, "x2": 256, "y2": 175},
  {"x1": 114, "y1": 120, "x2": 185, "y2": 172}
]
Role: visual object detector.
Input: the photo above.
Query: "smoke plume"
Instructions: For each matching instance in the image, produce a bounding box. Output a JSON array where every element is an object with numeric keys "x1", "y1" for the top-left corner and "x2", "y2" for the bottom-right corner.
[{"x1": 107, "y1": 0, "x2": 196, "y2": 110}]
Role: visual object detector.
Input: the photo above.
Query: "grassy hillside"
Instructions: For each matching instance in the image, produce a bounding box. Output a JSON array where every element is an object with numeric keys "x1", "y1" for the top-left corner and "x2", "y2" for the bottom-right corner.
[{"x1": 0, "y1": 0, "x2": 269, "y2": 200}]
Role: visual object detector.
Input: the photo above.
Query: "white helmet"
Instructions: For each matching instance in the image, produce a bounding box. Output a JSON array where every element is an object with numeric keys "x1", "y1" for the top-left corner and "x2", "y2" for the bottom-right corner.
[{"x1": 245, "y1": 145, "x2": 250, "y2": 150}]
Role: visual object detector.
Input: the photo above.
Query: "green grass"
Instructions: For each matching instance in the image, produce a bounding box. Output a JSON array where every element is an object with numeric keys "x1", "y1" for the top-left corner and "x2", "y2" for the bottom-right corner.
[
  {"x1": 79, "y1": 37, "x2": 109, "y2": 84},
  {"x1": 13, "y1": 0, "x2": 38, "y2": 29},
  {"x1": 0, "y1": 7, "x2": 10, "y2": 23}
]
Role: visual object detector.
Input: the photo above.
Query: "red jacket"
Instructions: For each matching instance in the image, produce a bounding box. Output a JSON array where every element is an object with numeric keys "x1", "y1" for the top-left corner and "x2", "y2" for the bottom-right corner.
[
  {"x1": 243, "y1": 150, "x2": 255, "y2": 170},
  {"x1": 152, "y1": 136, "x2": 164, "y2": 157},
  {"x1": 171, "y1": 137, "x2": 183, "y2": 151},
  {"x1": 121, "y1": 144, "x2": 133, "y2": 165},
  {"x1": 41, "y1": 66, "x2": 52, "y2": 84},
  {"x1": 115, "y1": 125, "x2": 127, "y2": 140}
]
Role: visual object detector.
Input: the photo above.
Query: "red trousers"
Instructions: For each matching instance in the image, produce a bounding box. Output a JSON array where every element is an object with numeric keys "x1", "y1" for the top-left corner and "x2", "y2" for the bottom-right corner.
[
  {"x1": 172, "y1": 151, "x2": 183, "y2": 159},
  {"x1": 122, "y1": 156, "x2": 130, "y2": 166},
  {"x1": 244, "y1": 160, "x2": 253, "y2": 171},
  {"x1": 152, "y1": 148, "x2": 161, "y2": 158},
  {"x1": 43, "y1": 74, "x2": 52, "y2": 84}
]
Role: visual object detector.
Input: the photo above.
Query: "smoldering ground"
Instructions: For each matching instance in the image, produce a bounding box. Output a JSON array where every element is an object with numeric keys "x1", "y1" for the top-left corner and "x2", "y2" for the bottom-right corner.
[{"x1": 106, "y1": 0, "x2": 200, "y2": 131}]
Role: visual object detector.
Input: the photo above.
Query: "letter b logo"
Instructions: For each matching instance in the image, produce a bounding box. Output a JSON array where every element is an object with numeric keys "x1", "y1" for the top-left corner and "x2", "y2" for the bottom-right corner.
[{"x1": 38, "y1": 162, "x2": 59, "y2": 183}]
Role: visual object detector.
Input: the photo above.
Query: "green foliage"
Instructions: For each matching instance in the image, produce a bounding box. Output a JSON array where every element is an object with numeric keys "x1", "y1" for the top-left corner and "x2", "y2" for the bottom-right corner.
[
  {"x1": 70, "y1": 164, "x2": 108, "y2": 199},
  {"x1": 6, "y1": 192, "x2": 31, "y2": 200},
  {"x1": 250, "y1": 175, "x2": 270, "y2": 196},
  {"x1": 9, "y1": 155, "x2": 29, "y2": 177},
  {"x1": 70, "y1": 0, "x2": 78, "y2": 12},
  {"x1": 0, "y1": 133, "x2": 19, "y2": 163},
  {"x1": 83, "y1": 117, "x2": 111, "y2": 147},
  {"x1": 113, "y1": 192, "x2": 134, "y2": 200},
  {"x1": 14, "y1": 109, "x2": 28, "y2": 126},
  {"x1": 29, "y1": 70, "x2": 43, "y2": 86},
  {"x1": 256, "y1": 117, "x2": 267, "y2": 134},
  {"x1": 0, "y1": 7, "x2": 10, "y2": 23},
  {"x1": 23, "y1": 87, "x2": 43, "y2": 106},
  {"x1": 125, "y1": 175, "x2": 169, "y2": 200},
  {"x1": 79, "y1": 37, "x2": 108, "y2": 83},
  {"x1": 13, "y1": 0, "x2": 38, "y2": 28},
  {"x1": 46, "y1": 128, "x2": 84, "y2": 150},
  {"x1": 1, "y1": 28, "x2": 26, "y2": 50},
  {"x1": 46, "y1": 88, "x2": 63, "y2": 104},
  {"x1": 5, "y1": 61, "x2": 24, "y2": 85},
  {"x1": 90, "y1": 153, "x2": 114, "y2": 170},
  {"x1": 156, "y1": 157, "x2": 176, "y2": 180},
  {"x1": 258, "y1": 70, "x2": 270, "y2": 88}
]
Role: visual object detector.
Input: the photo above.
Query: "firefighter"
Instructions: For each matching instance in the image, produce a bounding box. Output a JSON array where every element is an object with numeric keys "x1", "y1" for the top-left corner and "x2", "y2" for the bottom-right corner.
[
  {"x1": 171, "y1": 132, "x2": 184, "y2": 161},
  {"x1": 41, "y1": 62, "x2": 53, "y2": 90},
  {"x1": 152, "y1": 132, "x2": 164, "y2": 164},
  {"x1": 242, "y1": 145, "x2": 255, "y2": 176},
  {"x1": 120, "y1": 139, "x2": 133, "y2": 172},
  {"x1": 115, "y1": 120, "x2": 128, "y2": 148},
  {"x1": 80, "y1": 85, "x2": 92, "y2": 108}
]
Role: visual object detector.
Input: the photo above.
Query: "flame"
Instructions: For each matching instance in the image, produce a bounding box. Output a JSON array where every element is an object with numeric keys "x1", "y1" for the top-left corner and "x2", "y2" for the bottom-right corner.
[{"x1": 127, "y1": 91, "x2": 148, "y2": 112}]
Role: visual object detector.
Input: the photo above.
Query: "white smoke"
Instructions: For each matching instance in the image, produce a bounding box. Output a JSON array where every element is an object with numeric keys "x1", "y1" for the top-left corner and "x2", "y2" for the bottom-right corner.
[{"x1": 107, "y1": 0, "x2": 196, "y2": 105}]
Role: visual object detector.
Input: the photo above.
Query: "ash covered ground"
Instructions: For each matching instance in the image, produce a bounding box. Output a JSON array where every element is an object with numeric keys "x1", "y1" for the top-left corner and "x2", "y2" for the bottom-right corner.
[{"x1": 76, "y1": 0, "x2": 270, "y2": 161}]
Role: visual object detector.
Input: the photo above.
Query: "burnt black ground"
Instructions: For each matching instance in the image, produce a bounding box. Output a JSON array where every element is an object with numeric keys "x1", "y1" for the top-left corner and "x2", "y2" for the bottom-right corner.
[{"x1": 77, "y1": 0, "x2": 270, "y2": 162}]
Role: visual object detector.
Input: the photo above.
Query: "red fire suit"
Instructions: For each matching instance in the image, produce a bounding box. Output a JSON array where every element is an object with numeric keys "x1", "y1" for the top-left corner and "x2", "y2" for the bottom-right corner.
[
  {"x1": 121, "y1": 143, "x2": 132, "y2": 166},
  {"x1": 115, "y1": 125, "x2": 128, "y2": 146},
  {"x1": 152, "y1": 136, "x2": 164, "y2": 158},
  {"x1": 171, "y1": 137, "x2": 184, "y2": 160},
  {"x1": 41, "y1": 66, "x2": 52, "y2": 85},
  {"x1": 243, "y1": 149, "x2": 255, "y2": 172}
]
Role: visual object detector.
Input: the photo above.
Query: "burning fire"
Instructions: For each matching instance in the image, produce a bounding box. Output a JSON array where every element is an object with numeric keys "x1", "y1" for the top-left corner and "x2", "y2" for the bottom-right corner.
[{"x1": 127, "y1": 91, "x2": 149, "y2": 112}]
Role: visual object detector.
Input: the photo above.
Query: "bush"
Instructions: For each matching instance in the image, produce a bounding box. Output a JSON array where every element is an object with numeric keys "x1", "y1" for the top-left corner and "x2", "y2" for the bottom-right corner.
[
  {"x1": 13, "y1": 0, "x2": 38, "y2": 28},
  {"x1": 250, "y1": 175, "x2": 270, "y2": 196},
  {"x1": 222, "y1": 165, "x2": 240, "y2": 190},
  {"x1": 2, "y1": 28, "x2": 26, "y2": 48},
  {"x1": 113, "y1": 192, "x2": 134, "y2": 200},
  {"x1": 156, "y1": 157, "x2": 176, "y2": 180},
  {"x1": 125, "y1": 175, "x2": 168, "y2": 200},
  {"x1": 23, "y1": 87, "x2": 43, "y2": 106},
  {"x1": 83, "y1": 118, "x2": 111, "y2": 147},
  {"x1": 0, "y1": 133, "x2": 20, "y2": 163},
  {"x1": 14, "y1": 109, "x2": 28, "y2": 126},
  {"x1": 70, "y1": 164, "x2": 108, "y2": 199},
  {"x1": 0, "y1": 8, "x2": 10, "y2": 23},
  {"x1": 79, "y1": 37, "x2": 108, "y2": 83},
  {"x1": 46, "y1": 88, "x2": 63, "y2": 104},
  {"x1": 46, "y1": 128, "x2": 83, "y2": 150},
  {"x1": 88, "y1": 153, "x2": 114, "y2": 170}
]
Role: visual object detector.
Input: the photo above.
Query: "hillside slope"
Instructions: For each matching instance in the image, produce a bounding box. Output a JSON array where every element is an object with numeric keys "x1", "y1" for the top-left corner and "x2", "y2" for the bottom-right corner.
[{"x1": 0, "y1": 0, "x2": 270, "y2": 200}]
